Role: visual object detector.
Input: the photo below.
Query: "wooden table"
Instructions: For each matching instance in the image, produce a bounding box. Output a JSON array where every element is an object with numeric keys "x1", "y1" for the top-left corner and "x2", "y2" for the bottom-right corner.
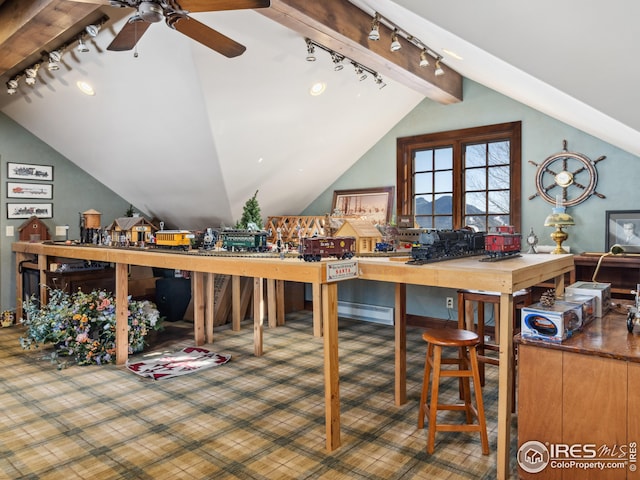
[{"x1": 12, "y1": 242, "x2": 574, "y2": 479}]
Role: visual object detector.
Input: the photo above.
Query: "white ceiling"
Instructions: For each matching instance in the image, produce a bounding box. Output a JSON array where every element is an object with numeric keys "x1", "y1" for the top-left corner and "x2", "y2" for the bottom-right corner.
[{"x1": 1, "y1": 0, "x2": 637, "y2": 229}]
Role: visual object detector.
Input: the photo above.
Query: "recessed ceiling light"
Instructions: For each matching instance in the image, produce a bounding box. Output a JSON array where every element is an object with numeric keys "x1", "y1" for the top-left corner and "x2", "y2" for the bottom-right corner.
[
  {"x1": 309, "y1": 82, "x2": 326, "y2": 96},
  {"x1": 76, "y1": 80, "x2": 95, "y2": 96},
  {"x1": 442, "y1": 48, "x2": 463, "y2": 60}
]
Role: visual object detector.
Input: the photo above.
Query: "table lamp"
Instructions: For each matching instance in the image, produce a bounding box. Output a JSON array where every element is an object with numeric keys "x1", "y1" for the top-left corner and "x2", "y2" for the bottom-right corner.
[{"x1": 544, "y1": 202, "x2": 575, "y2": 254}]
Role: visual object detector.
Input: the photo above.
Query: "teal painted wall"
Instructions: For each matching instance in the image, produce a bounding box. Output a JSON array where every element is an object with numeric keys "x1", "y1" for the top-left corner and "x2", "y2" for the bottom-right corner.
[
  {"x1": 303, "y1": 79, "x2": 640, "y2": 318},
  {"x1": 0, "y1": 113, "x2": 133, "y2": 311}
]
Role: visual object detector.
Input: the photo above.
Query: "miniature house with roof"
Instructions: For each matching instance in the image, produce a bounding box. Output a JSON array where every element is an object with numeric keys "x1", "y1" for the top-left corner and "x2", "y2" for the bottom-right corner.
[
  {"x1": 334, "y1": 218, "x2": 382, "y2": 254},
  {"x1": 105, "y1": 217, "x2": 157, "y2": 246}
]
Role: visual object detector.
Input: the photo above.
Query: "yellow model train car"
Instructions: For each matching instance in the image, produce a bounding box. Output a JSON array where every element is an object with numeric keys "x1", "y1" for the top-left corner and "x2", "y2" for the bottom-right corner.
[{"x1": 154, "y1": 230, "x2": 194, "y2": 251}]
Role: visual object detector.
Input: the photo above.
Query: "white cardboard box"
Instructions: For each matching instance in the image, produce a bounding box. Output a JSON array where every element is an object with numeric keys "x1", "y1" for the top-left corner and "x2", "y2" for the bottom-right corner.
[{"x1": 565, "y1": 281, "x2": 611, "y2": 317}]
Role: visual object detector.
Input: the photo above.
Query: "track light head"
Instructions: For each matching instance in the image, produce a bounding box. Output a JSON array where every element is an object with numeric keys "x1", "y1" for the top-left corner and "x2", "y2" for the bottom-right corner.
[
  {"x1": 374, "y1": 74, "x2": 386, "y2": 89},
  {"x1": 331, "y1": 53, "x2": 344, "y2": 71},
  {"x1": 24, "y1": 64, "x2": 40, "y2": 85},
  {"x1": 305, "y1": 39, "x2": 316, "y2": 61},
  {"x1": 85, "y1": 24, "x2": 100, "y2": 37},
  {"x1": 435, "y1": 58, "x2": 445, "y2": 76},
  {"x1": 77, "y1": 37, "x2": 90, "y2": 53},
  {"x1": 390, "y1": 29, "x2": 401, "y2": 52},
  {"x1": 419, "y1": 49, "x2": 430, "y2": 67},
  {"x1": 369, "y1": 13, "x2": 380, "y2": 41},
  {"x1": 6, "y1": 78, "x2": 18, "y2": 95},
  {"x1": 47, "y1": 50, "x2": 61, "y2": 71}
]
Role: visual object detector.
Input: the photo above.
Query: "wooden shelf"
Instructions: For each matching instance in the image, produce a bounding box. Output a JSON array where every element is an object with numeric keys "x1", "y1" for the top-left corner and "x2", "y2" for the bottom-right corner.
[{"x1": 573, "y1": 252, "x2": 640, "y2": 299}]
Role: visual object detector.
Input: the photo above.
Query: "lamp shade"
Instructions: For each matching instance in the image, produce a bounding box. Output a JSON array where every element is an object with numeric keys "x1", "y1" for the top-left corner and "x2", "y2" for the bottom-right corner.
[{"x1": 544, "y1": 211, "x2": 575, "y2": 227}]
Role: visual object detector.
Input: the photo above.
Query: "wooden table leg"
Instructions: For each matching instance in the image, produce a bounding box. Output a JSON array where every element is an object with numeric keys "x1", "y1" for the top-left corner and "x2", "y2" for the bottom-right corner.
[
  {"x1": 232, "y1": 275, "x2": 241, "y2": 331},
  {"x1": 276, "y1": 280, "x2": 285, "y2": 326},
  {"x1": 313, "y1": 282, "x2": 323, "y2": 337},
  {"x1": 267, "y1": 278, "x2": 276, "y2": 328},
  {"x1": 205, "y1": 273, "x2": 214, "y2": 344},
  {"x1": 14, "y1": 252, "x2": 26, "y2": 321},
  {"x1": 322, "y1": 282, "x2": 340, "y2": 451},
  {"x1": 496, "y1": 292, "x2": 514, "y2": 480},
  {"x1": 192, "y1": 272, "x2": 205, "y2": 346},
  {"x1": 395, "y1": 283, "x2": 407, "y2": 406},
  {"x1": 115, "y1": 263, "x2": 129, "y2": 365},
  {"x1": 254, "y1": 277, "x2": 264, "y2": 356}
]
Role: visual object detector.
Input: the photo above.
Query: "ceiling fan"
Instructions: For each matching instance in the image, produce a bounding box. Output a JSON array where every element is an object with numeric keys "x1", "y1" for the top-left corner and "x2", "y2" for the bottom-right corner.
[{"x1": 73, "y1": 0, "x2": 271, "y2": 57}]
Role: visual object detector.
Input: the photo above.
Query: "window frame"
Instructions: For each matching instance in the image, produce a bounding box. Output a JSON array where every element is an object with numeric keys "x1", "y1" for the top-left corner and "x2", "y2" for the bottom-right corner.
[{"x1": 396, "y1": 121, "x2": 522, "y2": 232}]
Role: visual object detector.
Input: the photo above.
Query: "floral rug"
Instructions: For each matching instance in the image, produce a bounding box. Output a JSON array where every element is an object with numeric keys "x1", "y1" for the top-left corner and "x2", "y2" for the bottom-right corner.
[{"x1": 126, "y1": 347, "x2": 231, "y2": 380}]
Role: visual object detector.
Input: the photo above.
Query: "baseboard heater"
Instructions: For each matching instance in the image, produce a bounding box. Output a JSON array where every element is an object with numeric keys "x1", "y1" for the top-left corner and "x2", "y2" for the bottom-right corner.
[{"x1": 337, "y1": 301, "x2": 394, "y2": 325}]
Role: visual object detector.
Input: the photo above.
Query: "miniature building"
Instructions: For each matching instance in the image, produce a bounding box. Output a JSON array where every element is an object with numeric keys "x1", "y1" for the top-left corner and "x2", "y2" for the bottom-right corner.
[
  {"x1": 334, "y1": 218, "x2": 382, "y2": 254},
  {"x1": 82, "y1": 209, "x2": 102, "y2": 229},
  {"x1": 18, "y1": 216, "x2": 50, "y2": 242},
  {"x1": 105, "y1": 217, "x2": 157, "y2": 245}
]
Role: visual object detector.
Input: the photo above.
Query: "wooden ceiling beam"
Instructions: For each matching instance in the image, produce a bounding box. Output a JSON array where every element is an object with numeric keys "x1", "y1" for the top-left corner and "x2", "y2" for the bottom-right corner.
[
  {"x1": 261, "y1": 0, "x2": 462, "y2": 104},
  {"x1": 0, "y1": 0, "x2": 102, "y2": 79}
]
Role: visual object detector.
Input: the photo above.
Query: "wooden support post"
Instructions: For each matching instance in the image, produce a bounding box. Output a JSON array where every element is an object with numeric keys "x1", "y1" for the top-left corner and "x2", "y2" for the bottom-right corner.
[
  {"x1": 232, "y1": 275, "x2": 241, "y2": 331},
  {"x1": 276, "y1": 280, "x2": 285, "y2": 326},
  {"x1": 192, "y1": 272, "x2": 205, "y2": 346},
  {"x1": 267, "y1": 278, "x2": 277, "y2": 328},
  {"x1": 313, "y1": 282, "x2": 322, "y2": 336},
  {"x1": 254, "y1": 277, "x2": 264, "y2": 356},
  {"x1": 394, "y1": 283, "x2": 407, "y2": 406},
  {"x1": 115, "y1": 263, "x2": 129, "y2": 365},
  {"x1": 496, "y1": 292, "x2": 514, "y2": 480},
  {"x1": 38, "y1": 253, "x2": 47, "y2": 304},
  {"x1": 205, "y1": 272, "x2": 215, "y2": 343},
  {"x1": 14, "y1": 252, "x2": 26, "y2": 321},
  {"x1": 322, "y1": 282, "x2": 340, "y2": 451}
]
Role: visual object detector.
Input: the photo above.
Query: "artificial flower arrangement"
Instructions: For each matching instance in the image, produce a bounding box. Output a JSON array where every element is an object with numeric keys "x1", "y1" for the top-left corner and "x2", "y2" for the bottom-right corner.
[{"x1": 20, "y1": 288, "x2": 163, "y2": 367}]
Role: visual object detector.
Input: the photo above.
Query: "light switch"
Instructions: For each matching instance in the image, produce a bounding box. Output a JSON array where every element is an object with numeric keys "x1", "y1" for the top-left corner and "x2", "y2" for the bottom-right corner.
[{"x1": 6, "y1": 226, "x2": 14, "y2": 237}]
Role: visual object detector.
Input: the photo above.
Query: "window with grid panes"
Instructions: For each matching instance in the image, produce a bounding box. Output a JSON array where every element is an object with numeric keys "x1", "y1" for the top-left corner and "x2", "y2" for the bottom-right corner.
[{"x1": 396, "y1": 122, "x2": 521, "y2": 232}]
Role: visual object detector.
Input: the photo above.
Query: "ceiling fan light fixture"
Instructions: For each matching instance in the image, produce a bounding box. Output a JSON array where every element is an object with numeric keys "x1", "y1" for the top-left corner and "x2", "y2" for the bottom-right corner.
[{"x1": 139, "y1": 1, "x2": 164, "y2": 23}]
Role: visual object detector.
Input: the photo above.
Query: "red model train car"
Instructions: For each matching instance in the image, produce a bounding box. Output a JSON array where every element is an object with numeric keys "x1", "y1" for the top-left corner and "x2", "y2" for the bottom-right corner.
[
  {"x1": 299, "y1": 236, "x2": 356, "y2": 262},
  {"x1": 484, "y1": 225, "x2": 521, "y2": 259}
]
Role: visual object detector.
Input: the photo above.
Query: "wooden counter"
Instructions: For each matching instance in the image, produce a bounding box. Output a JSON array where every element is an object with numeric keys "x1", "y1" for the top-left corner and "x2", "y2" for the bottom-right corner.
[
  {"x1": 13, "y1": 242, "x2": 575, "y2": 479},
  {"x1": 516, "y1": 313, "x2": 640, "y2": 479}
]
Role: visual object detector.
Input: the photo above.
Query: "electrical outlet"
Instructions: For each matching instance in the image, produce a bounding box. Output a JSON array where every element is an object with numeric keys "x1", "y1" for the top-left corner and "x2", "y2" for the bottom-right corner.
[{"x1": 446, "y1": 297, "x2": 454, "y2": 309}]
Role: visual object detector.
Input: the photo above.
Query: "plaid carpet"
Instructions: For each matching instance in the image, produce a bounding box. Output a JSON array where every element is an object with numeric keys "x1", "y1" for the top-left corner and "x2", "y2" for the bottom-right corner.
[{"x1": 0, "y1": 311, "x2": 518, "y2": 479}]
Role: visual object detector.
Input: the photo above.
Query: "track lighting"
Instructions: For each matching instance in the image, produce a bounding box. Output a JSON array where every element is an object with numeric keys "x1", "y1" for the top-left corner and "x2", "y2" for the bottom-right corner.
[
  {"x1": 6, "y1": 78, "x2": 18, "y2": 95},
  {"x1": 4, "y1": 15, "x2": 108, "y2": 96},
  {"x1": 306, "y1": 39, "x2": 316, "y2": 61},
  {"x1": 85, "y1": 24, "x2": 100, "y2": 37},
  {"x1": 331, "y1": 52, "x2": 344, "y2": 71},
  {"x1": 419, "y1": 49, "x2": 430, "y2": 68},
  {"x1": 435, "y1": 58, "x2": 445, "y2": 76},
  {"x1": 390, "y1": 29, "x2": 401, "y2": 52},
  {"x1": 369, "y1": 13, "x2": 380, "y2": 41},
  {"x1": 25, "y1": 64, "x2": 40, "y2": 86},
  {"x1": 47, "y1": 50, "x2": 61, "y2": 71},
  {"x1": 77, "y1": 37, "x2": 90, "y2": 53},
  {"x1": 304, "y1": 38, "x2": 385, "y2": 91}
]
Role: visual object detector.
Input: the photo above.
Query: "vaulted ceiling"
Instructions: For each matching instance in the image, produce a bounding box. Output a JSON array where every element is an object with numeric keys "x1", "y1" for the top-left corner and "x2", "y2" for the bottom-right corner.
[{"x1": 1, "y1": 0, "x2": 638, "y2": 228}]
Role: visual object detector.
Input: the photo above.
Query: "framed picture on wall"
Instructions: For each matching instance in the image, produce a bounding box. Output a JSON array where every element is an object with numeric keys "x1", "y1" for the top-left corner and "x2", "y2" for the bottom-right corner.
[
  {"x1": 7, "y1": 162, "x2": 54, "y2": 181},
  {"x1": 605, "y1": 210, "x2": 640, "y2": 252},
  {"x1": 332, "y1": 186, "x2": 394, "y2": 224},
  {"x1": 7, "y1": 203, "x2": 53, "y2": 219},
  {"x1": 7, "y1": 182, "x2": 53, "y2": 199}
]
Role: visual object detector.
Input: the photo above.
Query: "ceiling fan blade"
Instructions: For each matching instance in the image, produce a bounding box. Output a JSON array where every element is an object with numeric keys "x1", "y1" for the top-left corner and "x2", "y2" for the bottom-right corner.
[
  {"x1": 107, "y1": 18, "x2": 152, "y2": 51},
  {"x1": 172, "y1": 17, "x2": 246, "y2": 57},
  {"x1": 178, "y1": 0, "x2": 270, "y2": 13}
]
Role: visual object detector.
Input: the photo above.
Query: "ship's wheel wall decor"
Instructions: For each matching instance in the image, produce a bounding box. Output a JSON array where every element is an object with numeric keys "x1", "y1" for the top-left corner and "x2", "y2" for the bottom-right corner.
[{"x1": 528, "y1": 140, "x2": 606, "y2": 207}]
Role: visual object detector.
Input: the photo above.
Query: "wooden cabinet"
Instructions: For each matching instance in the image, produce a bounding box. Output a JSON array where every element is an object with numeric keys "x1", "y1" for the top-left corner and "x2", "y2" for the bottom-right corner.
[{"x1": 517, "y1": 315, "x2": 640, "y2": 479}]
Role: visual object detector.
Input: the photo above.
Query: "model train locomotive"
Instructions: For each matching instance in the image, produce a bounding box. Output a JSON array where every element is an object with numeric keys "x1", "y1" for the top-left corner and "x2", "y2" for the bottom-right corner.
[{"x1": 409, "y1": 226, "x2": 521, "y2": 264}]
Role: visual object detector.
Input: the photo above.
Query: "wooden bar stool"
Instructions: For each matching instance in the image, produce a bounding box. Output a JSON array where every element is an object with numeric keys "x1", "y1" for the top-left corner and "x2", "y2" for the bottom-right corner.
[
  {"x1": 417, "y1": 328, "x2": 489, "y2": 455},
  {"x1": 457, "y1": 288, "x2": 532, "y2": 411}
]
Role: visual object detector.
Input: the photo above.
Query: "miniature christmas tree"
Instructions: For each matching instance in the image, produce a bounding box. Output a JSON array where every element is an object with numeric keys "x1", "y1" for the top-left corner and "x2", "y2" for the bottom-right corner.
[{"x1": 236, "y1": 190, "x2": 263, "y2": 230}]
